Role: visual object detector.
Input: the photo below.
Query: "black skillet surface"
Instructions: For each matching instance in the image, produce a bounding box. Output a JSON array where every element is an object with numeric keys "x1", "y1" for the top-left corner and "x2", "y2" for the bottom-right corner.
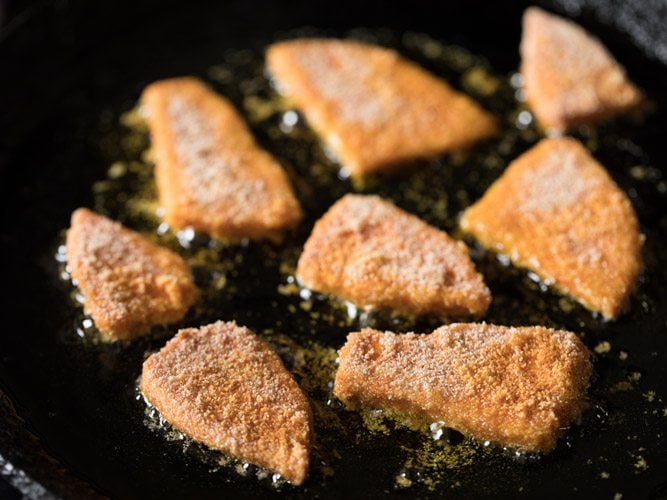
[{"x1": 1, "y1": 0, "x2": 667, "y2": 498}]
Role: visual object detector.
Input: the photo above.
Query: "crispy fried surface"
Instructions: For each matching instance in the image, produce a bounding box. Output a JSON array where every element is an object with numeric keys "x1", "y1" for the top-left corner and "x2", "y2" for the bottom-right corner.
[
  {"x1": 266, "y1": 39, "x2": 497, "y2": 178},
  {"x1": 296, "y1": 194, "x2": 490, "y2": 318},
  {"x1": 66, "y1": 208, "x2": 199, "y2": 340},
  {"x1": 520, "y1": 7, "x2": 644, "y2": 132},
  {"x1": 142, "y1": 77, "x2": 303, "y2": 241},
  {"x1": 461, "y1": 138, "x2": 642, "y2": 319},
  {"x1": 334, "y1": 324, "x2": 592, "y2": 453},
  {"x1": 140, "y1": 321, "x2": 312, "y2": 485}
]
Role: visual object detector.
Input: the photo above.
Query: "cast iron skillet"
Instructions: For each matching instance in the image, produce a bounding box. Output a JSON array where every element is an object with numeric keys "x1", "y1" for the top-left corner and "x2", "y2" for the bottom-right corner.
[{"x1": 1, "y1": 0, "x2": 666, "y2": 498}]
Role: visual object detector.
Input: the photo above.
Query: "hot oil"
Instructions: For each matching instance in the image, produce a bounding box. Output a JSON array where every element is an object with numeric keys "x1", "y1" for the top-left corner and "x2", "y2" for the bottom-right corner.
[{"x1": 57, "y1": 29, "x2": 667, "y2": 494}]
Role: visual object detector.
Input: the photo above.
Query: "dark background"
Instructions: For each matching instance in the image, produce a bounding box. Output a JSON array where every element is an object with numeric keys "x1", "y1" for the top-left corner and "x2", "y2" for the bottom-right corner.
[{"x1": 1, "y1": 0, "x2": 666, "y2": 498}]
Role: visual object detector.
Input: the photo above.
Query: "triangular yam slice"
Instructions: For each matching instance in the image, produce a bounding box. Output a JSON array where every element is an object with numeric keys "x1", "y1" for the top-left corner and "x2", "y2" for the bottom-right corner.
[
  {"x1": 142, "y1": 77, "x2": 303, "y2": 241},
  {"x1": 140, "y1": 321, "x2": 312, "y2": 485},
  {"x1": 66, "y1": 208, "x2": 199, "y2": 340},
  {"x1": 334, "y1": 324, "x2": 592, "y2": 452},
  {"x1": 267, "y1": 39, "x2": 497, "y2": 178},
  {"x1": 520, "y1": 7, "x2": 644, "y2": 131},
  {"x1": 297, "y1": 194, "x2": 491, "y2": 318},
  {"x1": 461, "y1": 137, "x2": 642, "y2": 319}
]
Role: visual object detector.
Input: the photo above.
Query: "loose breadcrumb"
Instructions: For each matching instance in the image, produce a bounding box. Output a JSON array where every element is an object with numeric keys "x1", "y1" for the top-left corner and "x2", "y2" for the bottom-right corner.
[
  {"x1": 267, "y1": 39, "x2": 497, "y2": 178},
  {"x1": 142, "y1": 77, "x2": 303, "y2": 241},
  {"x1": 66, "y1": 208, "x2": 199, "y2": 340},
  {"x1": 334, "y1": 323, "x2": 592, "y2": 453},
  {"x1": 297, "y1": 194, "x2": 490, "y2": 318},
  {"x1": 460, "y1": 137, "x2": 643, "y2": 319},
  {"x1": 520, "y1": 7, "x2": 644, "y2": 132},
  {"x1": 140, "y1": 321, "x2": 312, "y2": 485}
]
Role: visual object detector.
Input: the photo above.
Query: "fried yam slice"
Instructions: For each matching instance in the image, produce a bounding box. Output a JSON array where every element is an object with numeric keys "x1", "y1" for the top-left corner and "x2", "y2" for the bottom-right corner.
[
  {"x1": 66, "y1": 208, "x2": 199, "y2": 340},
  {"x1": 296, "y1": 194, "x2": 490, "y2": 318},
  {"x1": 460, "y1": 137, "x2": 642, "y2": 319},
  {"x1": 520, "y1": 7, "x2": 644, "y2": 132},
  {"x1": 334, "y1": 324, "x2": 592, "y2": 453},
  {"x1": 266, "y1": 39, "x2": 497, "y2": 178},
  {"x1": 142, "y1": 77, "x2": 303, "y2": 241},
  {"x1": 140, "y1": 321, "x2": 312, "y2": 485}
]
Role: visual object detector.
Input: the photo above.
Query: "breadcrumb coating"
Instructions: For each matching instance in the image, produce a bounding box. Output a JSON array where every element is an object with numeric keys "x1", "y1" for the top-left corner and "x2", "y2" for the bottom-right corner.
[
  {"x1": 267, "y1": 38, "x2": 497, "y2": 178},
  {"x1": 66, "y1": 208, "x2": 199, "y2": 340},
  {"x1": 142, "y1": 77, "x2": 303, "y2": 241},
  {"x1": 520, "y1": 7, "x2": 644, "y2": 132},
  {"x1": 334, "y1": 324, "x2": 592, "y2": 452},
  {"x1": 297, "y1": 194, "x2": 490, "y2": 318},
  {"x1": 141, "y1": 321, "x2": 312, "y2": 485},
  {"x1": 461, "y1": 137, "x2": 643, "y2": 319}
]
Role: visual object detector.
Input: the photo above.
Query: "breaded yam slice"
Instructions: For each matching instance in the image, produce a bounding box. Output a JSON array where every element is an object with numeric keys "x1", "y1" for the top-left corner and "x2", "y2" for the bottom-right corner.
[
  {"x1": 266, "y1": 39, "x2": 497, "y2": 178},
  {"x1": 460, "y1": 137, "x2": 642, "y2": 319},
  {"x1": 66, "y1": 208, "x2": 199, "y2": 340},
  {"x1": 140, "y1": 321, "x2": 312, "y2": 485},
  {"x1": 296, "y1": 194, "x2": 490, "y2": 318},
  {"x1": 334, "y1": 324, "x2": 592, "y2": 453},
  {"x1": 141, "y1": 77, "x2": 303, "y2": 241},
  {"x1": 521, "y1": 7, "x2": 644, "y2": 132}
]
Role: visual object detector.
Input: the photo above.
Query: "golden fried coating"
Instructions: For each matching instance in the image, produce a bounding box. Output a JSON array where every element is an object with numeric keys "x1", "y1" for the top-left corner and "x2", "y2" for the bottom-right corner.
[
  {"x1": 521, "y1": 7, "x2": 644, "y2": 132},
  {"x1": 141, "y1": 77, "x2": 303, "y2": 241},
  {"x1": 334, "y1": 324, "x2": 591, "y2": 453},
  {"x1": 461, "y1": 138, "x2": 642, "y2": 319},
  {"x1": 66, "y1": 208, "x2": 199, "y2": 340},
  {"x1": 140, "y1": 321, "x2": 312, "y2": 485},
  {"x1": 266, "y1": 39, "x2": 497, "y2": 178},
  {"x1": 296, "y1": 194, "x2": 490, "y2": 318}
]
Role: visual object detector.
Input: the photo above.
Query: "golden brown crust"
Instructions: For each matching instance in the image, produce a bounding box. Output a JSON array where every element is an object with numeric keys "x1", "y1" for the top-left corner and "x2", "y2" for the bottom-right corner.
[
  {"x1": 520, "y1": 7, "x2": 644, "y2": 132},
  {"x1": 141, "y1": 77, "x2": 303, "y2": 241},
  {"x1": 296, "y1": 194, "x2": 490, "y2": 318},
  {"x1": 266, "y1": 39, "x2": 497, "y2": 178},
  {"x1": 334, "y1": 324, "x2": 592, "y2": 453},
  {"x1": 140, "y1": 321, "x2": 312, "y2": 485},
  {"x1": 461, "y1": 138, "x2": 643, "y2": 319},
  {"x1": 65, "y1": 208, "x2": 199, "y2": 340}
]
